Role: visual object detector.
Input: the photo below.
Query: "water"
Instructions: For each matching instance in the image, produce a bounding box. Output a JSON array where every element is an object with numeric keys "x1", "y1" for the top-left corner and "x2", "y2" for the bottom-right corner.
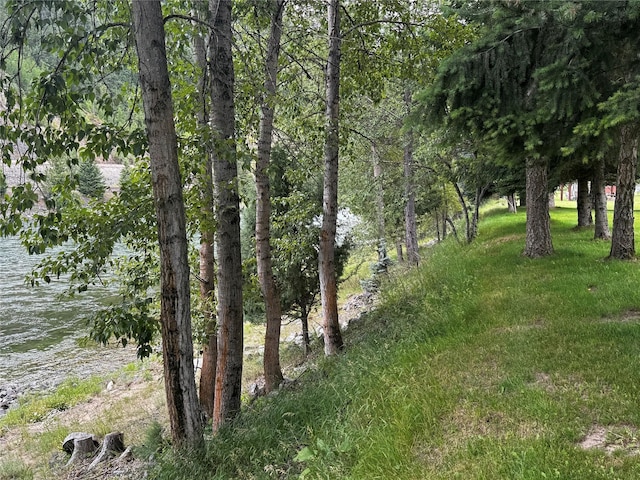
[{"x1": 0, "y1": 237, "x2": 137, "y2": 394}]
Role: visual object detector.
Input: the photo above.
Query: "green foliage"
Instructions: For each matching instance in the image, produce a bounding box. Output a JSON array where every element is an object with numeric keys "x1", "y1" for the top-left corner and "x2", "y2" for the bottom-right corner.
[
  {"x1": 0, "y1": 170, "x2": 6, "y2": 197},
  {"x1": 77, "y1": 158, "x2": 106, "y2": 199}
]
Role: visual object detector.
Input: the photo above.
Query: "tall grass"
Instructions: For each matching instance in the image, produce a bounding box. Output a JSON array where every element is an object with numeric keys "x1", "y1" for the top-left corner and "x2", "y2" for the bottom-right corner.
[{"x1": 153, "y1": 205, "x2": 640, "y2": 479}]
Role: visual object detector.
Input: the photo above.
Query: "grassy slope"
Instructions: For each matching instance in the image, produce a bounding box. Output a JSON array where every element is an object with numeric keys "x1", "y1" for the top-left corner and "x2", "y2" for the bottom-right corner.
[{"x1": 155, "y1": 205, "x2": 640, "y2": 479}]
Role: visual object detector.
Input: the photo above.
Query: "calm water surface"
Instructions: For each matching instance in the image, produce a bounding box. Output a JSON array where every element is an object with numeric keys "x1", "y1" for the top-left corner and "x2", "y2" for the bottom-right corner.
[{"x1": 0, "y1": 237, "x2": 137, "y2": 392}]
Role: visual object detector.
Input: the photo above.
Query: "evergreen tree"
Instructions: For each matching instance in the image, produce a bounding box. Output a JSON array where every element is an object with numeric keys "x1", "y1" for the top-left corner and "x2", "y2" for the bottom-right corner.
[{"x1": 77, "y1": 158, "x2": 106, "y2": 199}]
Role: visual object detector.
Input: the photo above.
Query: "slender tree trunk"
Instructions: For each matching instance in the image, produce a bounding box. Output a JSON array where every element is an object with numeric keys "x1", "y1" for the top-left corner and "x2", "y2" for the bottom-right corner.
[
  {"x1": 396, "y1": 237, "x2": 404, "y2": 261},
  {"x1": 372, "y1": 144, "x2": 387, "y2": 264},
  {"x1": 209, "y1": 0, "x2": 244, "y2": 429},
  {"x1": 471, "y1": 185, "x2": 489, "y2": 241},
  {"x1": 507, "y1": 193, "x2": 517, "y2": 213},
  {"x1": 319, "y1": 0, "x2": 344, "y2": 356},
  {"x1": 301, "y1": 308, "x2": 311, "y2": 356},
  {"x1": 198, "y1": 237, "x2": 217, "y2": 419},
  {"x1": 609, "y1": 125, "x2": 638, "y2": 260},
  {"x1": 191, "y1": 11, "x2": 217, "y2": 420},
  {"x1": 592, "y1": 157, "x2": 610, "y2": 240},
  {"x1": 256, "y1": 0, "x2": 285, "y2": 393},
  {"x1": 452, "y1": 181, "x2": 471, "y2": 243},
  {"x1": 523, "y1": 157, "x2": 553, "y2": 258},
  {"x1": 442, "y1": 209, "x2": 447, "y2": 239},
  {"x1": 403, "y1": 88, "x2": 419, "y2": 266},
  {"x1": 577, "y1": 174, "x2": 592, "y2": 227},
  {"x1": 131, "y1": 0, "x2": 202, "y2": 445}
]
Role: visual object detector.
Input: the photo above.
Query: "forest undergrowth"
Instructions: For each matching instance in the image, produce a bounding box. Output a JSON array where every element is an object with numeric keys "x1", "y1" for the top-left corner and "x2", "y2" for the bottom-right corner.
[{"x1": 5, "y1": 204, "x2": 640, "y2": 479}]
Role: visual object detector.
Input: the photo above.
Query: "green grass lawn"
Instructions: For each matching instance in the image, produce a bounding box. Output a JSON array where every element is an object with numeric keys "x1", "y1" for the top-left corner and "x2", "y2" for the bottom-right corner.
[{"x1": 152, "y1": 204, "x2": 640, "y2": 479}]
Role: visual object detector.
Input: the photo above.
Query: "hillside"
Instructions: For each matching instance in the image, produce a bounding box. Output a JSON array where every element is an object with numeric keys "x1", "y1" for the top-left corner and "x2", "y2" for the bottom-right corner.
[
  {"x1": 154, "y1": 204, "x2": 640, "y2": 479},
  {"x1": 4, "y1": 204, "x2": 640, "y2": 479}
]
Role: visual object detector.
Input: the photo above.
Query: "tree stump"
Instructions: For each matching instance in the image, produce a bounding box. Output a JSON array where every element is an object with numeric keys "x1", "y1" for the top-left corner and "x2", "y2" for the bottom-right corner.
[
  {"x1": 66, "y1": 435, "x2": 99, "y2": 465},
  {"x1": 88, "y1": 432, "x2": 125, "y2": 471}
]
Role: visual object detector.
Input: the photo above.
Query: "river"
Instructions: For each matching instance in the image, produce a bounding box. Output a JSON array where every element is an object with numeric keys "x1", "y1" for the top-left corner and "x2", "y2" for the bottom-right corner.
[{"x1": 0, "y1": 237, "x2": 138, "y2": 398}]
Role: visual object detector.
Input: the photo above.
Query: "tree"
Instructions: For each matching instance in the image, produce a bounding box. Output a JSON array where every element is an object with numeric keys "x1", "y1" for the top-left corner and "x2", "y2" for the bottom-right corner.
[
  {"x1": 77, "y1": 158, "x2": 106, "y2": 199},
  {"x1": 209, "y1": 0, "x2": 244, "y2": 430},
  {"x1": 190, "y1": 5, "x2": 217, "y2": 420},
  {"x1": 255, "y1": 0, "x2": 286, "y2": 393},
  {"x1": 319, "y1": 0, "x2": 344, "y2": 356},
  {"x1": 131, "y1": 0, "x2": 202, "y2": 446},
  {"x1": 422, "y1": 2, "x2": 606, "y2": 258},
  {"x1": 609, "y1": 124, "x2": 638, "y2": 259}
]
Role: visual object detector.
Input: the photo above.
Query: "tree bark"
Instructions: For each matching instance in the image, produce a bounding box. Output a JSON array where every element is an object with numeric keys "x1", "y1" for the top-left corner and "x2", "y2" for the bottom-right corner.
[
  {"x1": 209, "y1": 0, "x2": 244, "y2": 429},
  {"x1": 198, "y1": 237, "x2": 216, "y2": 419},
  {"x1": 609, "y1": 124, "x2": 638, "y2": 260},
  {"x1": 507, "y1": 194, "x2": 517, "y2": 213},
  {"x1": 577, "y1": 173, "x2": 592, "y2": 227},
  {"x1": 319, "y1": 0, "x2": 344, "y2": 356},
  {"x1": 523, "y1": 157, "x2": 553, "y2": 258},
  {"x1": 452, "y1": 181, "x2": 471, "y2": 243},
  {"x1": 192, "y1": 10, "x2": 217, "y2": 420},
  {"x1": 592, "y1": 156, "x2": 611, "y2": 240},
  {"x1": 256, "y1": 0, "x2": 285, "y2": 393},
  {"x1": 132, "y1": 0, "x2": 202, "y2": 446},
  {"x1": 372, "y1": 144, "x2": 387, "y2": 264},
  {"x1": 403, "y1": 88, "x2": 419, "y2": 266}
]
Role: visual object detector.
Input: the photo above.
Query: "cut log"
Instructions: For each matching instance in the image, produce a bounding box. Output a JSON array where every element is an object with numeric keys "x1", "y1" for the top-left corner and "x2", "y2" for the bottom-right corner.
[
  {"x1": 62, "y1": 432, "x2": 99, "y2": 454},
  {"x1": 88, "y1": 432, "x2": 125, "y2": 471},
  {"x1": 67, "y1": 436, "x2": 99, "y2": 465}
]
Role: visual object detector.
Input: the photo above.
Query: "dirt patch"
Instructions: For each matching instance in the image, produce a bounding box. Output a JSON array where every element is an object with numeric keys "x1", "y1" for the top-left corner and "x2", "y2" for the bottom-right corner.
[
  {"x1": 415, "y1": 401, "x2": 545, "y2": 469},
  {"x1": 485, "y1": 234, "x2": 525, "y2": 248},
  {"x1": 493, "y1": 318, "x2": 545, "y2": 335},
  {"x1": 579, "y1": 424, "x2": 640, "y2": 456},
  {"x1": 600, "y1": 309, "x2": 640, "y2": 324},
  {"x1": 0, "y1": 362, "x2": 166, "y2": 479}
]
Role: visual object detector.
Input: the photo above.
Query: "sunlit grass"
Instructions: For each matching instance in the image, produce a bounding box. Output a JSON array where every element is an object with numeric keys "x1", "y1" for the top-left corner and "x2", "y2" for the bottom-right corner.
[{"x1": 153, "y1": 202, "x2": 640, "y2": 479}]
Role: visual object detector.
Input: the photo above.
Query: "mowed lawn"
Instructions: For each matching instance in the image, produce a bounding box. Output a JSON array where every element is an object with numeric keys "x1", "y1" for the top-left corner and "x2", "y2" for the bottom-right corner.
[{"x1": 152, "y1": 203, "x2": 640, "y2": 479}]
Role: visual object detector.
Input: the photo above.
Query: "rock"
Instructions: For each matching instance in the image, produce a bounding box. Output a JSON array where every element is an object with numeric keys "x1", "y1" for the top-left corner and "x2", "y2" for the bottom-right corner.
[
  {"x1": 248, "y1": 376, "x2": 266, "y2": 400},
  {"x1": 62, "y1": 432, "x2": 100, "y2": 454}
]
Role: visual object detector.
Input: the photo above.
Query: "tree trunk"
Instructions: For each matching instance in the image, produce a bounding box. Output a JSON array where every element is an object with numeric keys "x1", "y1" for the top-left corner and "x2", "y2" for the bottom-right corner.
[
  {"x1": 523, "y1": 157, "x2": 553, "y2": 258},
  {"x1": 609, "y1": 124, "x2": 638, "y2": 260},
  {"x1": 507, "y1": 193, "x2": 517, "y2": 213},
  {"x1": 396, "y1": 237, "x2": 404, "y2": 261},
  {"x1": 471, "y1": 185, "x2": 489, "y2": 241},
  {"x1": 372, "y1": 144, "x2": 387, "y2": 264},
  {"x1": 209, "y1": 0, "x2": 244, "y2": 429},
  {"x1": 319, "y1": 0, "x2": 344, "y2": 356},
  {"x1": 132, "y1": 0, "x2": 202, "y2": 446},
  {"x1": 592, "y1": 157, "x2": 611, "y2": 240},
  {"x1": 577, "y1": 174, "x2": 592, "y2": 227},
  {"x1": 403, "y1": 88, "x2": 419, "y2": 266},
  {"x1": 193, "y1": 10, "x2": 217, "y2": 420},
  {"x1": 256, "y1": 0, "x2": 285, "y2": 393},
  {"x1": 442, "y1": 209, "x2": 447, "y2": 239},
  {"x1": 452, "y1": 181, "x2": 471, "y2": 243},
  {"x1": 198, "y1": 238, "x2": 216, "y2": 419},
  {"x1": 301, "y1": 308, "x2": 311, "y2": 356}
]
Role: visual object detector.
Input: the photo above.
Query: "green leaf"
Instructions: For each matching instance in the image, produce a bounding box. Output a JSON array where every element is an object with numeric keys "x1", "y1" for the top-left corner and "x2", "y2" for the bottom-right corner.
[{"x1": 294, "y1": 446, "x2": 315, "y2": 463}]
